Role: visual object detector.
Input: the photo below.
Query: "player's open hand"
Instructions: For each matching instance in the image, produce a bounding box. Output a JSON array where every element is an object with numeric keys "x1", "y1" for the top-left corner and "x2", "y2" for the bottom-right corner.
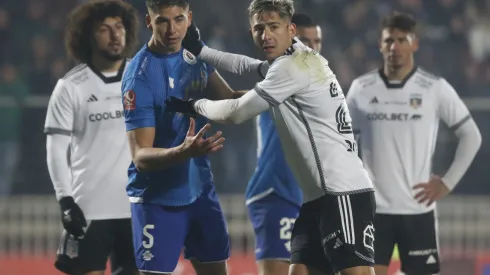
[
  {"x1": 413, "y1": 175, "x2": 450, "y2": 206},
  {"x1": 181, "y1": 118, "x2": 224, "y2": 157},
  {"x1": 183, "y1": 22, "x2": 204, "y2": 56}
]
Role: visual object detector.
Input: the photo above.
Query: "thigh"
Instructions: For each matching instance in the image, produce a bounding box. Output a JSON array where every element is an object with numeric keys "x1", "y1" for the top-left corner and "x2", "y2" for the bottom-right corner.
[
  {"x1": 397, "y1": 211, "x2": 440, "y2": 274},
  {"x1": 320, "y1": 192, "x2": 376, "y2": 273},
  {"x1": 373, "y1": 214, "x2": 397, "y2": 266},
  {"x1": 55, "y1": 220, "x2": 113, "y2": 274},
  {"x1": 110, "y1": 218, "x2": 139, "y2": 274},
  {"x1": 184, "y1": 185, "x2": 230, "y2": 263},
  {"x1": 131, "y1": 203, "x2": 189, "y2": 274},
  {"x1": 247, "y1": 194, "x2": 300, "y2": 261},
  {"x1": 290, "y1": 199, "x2": 333, "y2": 275}
]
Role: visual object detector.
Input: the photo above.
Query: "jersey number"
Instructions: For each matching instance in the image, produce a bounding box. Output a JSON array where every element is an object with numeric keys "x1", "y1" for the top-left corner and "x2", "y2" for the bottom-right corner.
[
  {"x1": 335, "y1": 102, "x2": 353, "y2": 134},
  {"x1": 142, "y1": 224, "x2": 155, "y2": 249},
  {"x1": 345, "y1": 139, "x2": 357, "y2": 153},
  {"x1": 280, "y1": 217, "x2": 296, "y2": 252}
]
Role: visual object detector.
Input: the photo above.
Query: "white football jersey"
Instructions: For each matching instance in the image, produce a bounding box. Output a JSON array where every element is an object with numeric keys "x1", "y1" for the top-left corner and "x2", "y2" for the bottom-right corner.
[
  {"x1": 255, "y1": 41, "x2": 373, "y2": 202},
  {"x1": 346, "y1": 67, "x2": 471, "y2": 214},
  {"x1": 44, "y1": 63, "x2": 131, "y2": 220}
]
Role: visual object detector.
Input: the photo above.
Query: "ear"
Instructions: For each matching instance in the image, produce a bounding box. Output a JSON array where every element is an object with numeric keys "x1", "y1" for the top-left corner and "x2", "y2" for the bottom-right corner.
[
  {"x1": 289, "y1": 22, "x2": 296, "y2": 38},
  {"x1": 378, "y1": 38, "x2": 383, "y2": 53},
  {"x1": 187, "y1": 10, "x2": 193, "y2": 27},
  {"x1": 145, "y1": 14, "x2": 152, "y2": 30},
  {"x1": 412, "y1": 35, "x2": 419, "y2": 53}
]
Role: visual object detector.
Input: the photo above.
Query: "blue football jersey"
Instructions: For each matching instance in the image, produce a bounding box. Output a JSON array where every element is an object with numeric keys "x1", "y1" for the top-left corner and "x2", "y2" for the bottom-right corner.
[
  {"x1": 246, "y1": 111, "x2": 302, "y2": 206},
  {"x1": 121, "y1": 45, "x2": 215, "y2": 206}
]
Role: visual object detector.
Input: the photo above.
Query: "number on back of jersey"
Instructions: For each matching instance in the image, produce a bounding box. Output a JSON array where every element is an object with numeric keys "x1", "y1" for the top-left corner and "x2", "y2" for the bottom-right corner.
[{"x1": 335, "y1": 100, "x2": 353, "y2": 134}]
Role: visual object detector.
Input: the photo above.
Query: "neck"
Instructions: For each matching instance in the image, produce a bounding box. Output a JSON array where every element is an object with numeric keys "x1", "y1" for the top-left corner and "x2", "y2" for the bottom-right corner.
[
  {"x1": 90, "y1": 55, "x2": 123, "y2": 73},
  {"x1": 384, "y1": 59, "x2": 414, "y2": 81},
  {"x1": 148, "y1": 36, "x2": 181, "y2": 54}
]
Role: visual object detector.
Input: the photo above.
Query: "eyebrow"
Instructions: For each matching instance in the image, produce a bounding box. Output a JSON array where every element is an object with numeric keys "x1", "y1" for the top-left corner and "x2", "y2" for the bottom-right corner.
[
  {"x1": 99, "y1": 20, "x2": 123, "y2": 28},
  {"x1": 155, "y1": 14, "x2": 185, "y2": 21}
]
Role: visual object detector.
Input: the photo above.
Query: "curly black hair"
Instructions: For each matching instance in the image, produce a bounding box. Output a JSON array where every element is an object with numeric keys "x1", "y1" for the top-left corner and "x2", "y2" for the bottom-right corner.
[{"x1": 65, "y1": 0, "x2": 139, "y2": 63}]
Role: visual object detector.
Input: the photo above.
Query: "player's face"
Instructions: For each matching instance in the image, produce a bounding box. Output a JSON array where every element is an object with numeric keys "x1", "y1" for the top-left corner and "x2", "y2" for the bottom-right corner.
[
  {"x1": 296, "y1": 26, "x2": 322, "y2": 53},
  {"x1": 92, "y1": 17, "x2": 126, "y2": 61},
  {"x1": 379, "y1": 28, "x2": 418, "y2": 69},
  {"x1": 250, "y1": 12, "x2": 296, "y2": 62},
  {"x1": 146, "y1": 5, "x2": 192, "y2": 53}
]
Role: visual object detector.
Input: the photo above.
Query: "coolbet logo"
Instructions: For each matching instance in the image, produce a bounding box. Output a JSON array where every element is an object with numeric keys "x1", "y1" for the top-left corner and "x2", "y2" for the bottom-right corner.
[
  {"x1": 367, "y1": 113, "x2": 423, "y2": 121},
  {"x1": 123, "y1": 90, "x2": 135, "y2": 111},
  {"x1": 89, "y1": 110, "x2": 124, "y2": 122}
]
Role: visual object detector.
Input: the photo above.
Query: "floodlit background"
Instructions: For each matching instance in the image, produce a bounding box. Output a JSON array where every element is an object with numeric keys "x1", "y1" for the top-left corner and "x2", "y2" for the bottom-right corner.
[{"x1": 1, "y1": 0, "x2": 490, "y2": 274}]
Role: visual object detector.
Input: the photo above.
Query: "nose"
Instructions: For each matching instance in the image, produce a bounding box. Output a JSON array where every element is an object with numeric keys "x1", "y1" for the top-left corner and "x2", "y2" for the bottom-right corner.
[
  {"x1": 389, "y1": 41, "x2": 399, "y2": 52},
  {"x1": 261, "y1": 28, "x2": 272, "y2": 41},
  {"x1": 167, "y1": 21, "x2": 177, "y2": 34},
  {"x1": 110, "y1": 28, "x2": 120, "y2": 40}
]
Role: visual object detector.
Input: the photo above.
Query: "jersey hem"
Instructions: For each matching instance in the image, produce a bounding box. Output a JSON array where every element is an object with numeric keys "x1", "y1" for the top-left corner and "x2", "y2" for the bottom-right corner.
[
  {"x1": 83, "y1": 213, "x2": 131, "y2": 220},
  {"x1": 375, "y1": 206, "x2": 435, "y2": 215}
]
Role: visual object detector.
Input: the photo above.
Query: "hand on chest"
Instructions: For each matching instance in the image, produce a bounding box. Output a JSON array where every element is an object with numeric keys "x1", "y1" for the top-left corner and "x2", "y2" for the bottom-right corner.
[{"x1": 166, "y1": 61, "x2": 208, "y2": 100}]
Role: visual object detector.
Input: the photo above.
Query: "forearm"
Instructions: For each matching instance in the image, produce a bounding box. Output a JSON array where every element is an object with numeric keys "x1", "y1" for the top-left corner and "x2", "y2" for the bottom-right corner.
[
  {"x1": 133, "y1": 146, "x2": 188, "y2": 172},
  {"x1": 194, "y1": 89, "x2": 269, "y2": 124},
  {"x1": 442, "y1": 119, "x2": 482, "y2": 190},
  {"x1": 46, "y1": 134, "x2": 72, "y2": 200},
  {"x1": 200, "y1": 46, "x2": 268, "y2": 78}
]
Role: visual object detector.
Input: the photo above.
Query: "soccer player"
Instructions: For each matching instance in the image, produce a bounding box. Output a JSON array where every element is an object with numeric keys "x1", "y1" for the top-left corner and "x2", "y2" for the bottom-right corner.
[
  {"x1": 345, "y1": 12, "x2": 482, "y2": 275},
  {"x1": 166, "y1": 0, "x2": 376, "y2": 274},
  {"x1": 245, "y1": 13, "x2": 323, "y2": 275},
  {"x1": 44, "y1": 1, "x2": 140, "y2": 275},
  {"x1": 121, "y1": 0, "x2": 244, "y2": 274}
]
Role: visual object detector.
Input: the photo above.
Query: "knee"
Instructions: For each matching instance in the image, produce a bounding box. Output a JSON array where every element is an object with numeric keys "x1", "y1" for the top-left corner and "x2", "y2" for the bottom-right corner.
[{"x1": 257, "y1": 259, "x2": 290, "y2": 275}]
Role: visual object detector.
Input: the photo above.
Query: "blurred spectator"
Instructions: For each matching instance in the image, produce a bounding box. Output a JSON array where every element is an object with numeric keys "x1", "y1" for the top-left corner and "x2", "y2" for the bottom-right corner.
[{"x1": 0, "y1": 64, "x2": 29, "y2": 197}]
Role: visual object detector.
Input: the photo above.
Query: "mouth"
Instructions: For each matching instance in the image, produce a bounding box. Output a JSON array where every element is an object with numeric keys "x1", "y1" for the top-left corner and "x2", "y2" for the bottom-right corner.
[
  {"x1": 108, "y1": 43, "x2": 121, "y2": 51},
  {"x1": 167, "y1": 37, "x2": 179, "y2": 44},
  {"x1": 263, "y1": 45, "x2": 275, "y2": 53}
]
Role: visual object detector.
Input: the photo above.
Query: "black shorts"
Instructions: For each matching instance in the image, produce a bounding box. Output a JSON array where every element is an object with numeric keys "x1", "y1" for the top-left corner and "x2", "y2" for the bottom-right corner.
[
  {"x1": 290, "y1": 192, "x2": 376, "y2": 274},
  {"x1": 55, "y1": 218, "x2": 137, "y2": 275},
  {"x1": 375, "y1": 211, "x2": 440, "y2": 274}
]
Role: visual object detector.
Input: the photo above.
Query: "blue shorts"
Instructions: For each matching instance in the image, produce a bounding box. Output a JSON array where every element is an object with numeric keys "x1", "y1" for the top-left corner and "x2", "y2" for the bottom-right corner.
[
  {"x1": 247, "y1": 193, "x2": 300, "y2": 261},
  {"x1": 131, "y1": 184, "x2": 230, "y2": 273}
]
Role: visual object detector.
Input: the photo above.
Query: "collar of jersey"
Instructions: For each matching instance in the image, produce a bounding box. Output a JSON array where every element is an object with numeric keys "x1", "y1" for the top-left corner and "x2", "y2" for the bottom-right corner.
[
  {"x1": 87, "y1": 59, "x2": 126, "y2": 84},
  {"x1": 145, "y1": 44, "x2": 182, "y2": 58},
  {"x1": 378, "y1": 65, "x2": 418, "y2": 89}
]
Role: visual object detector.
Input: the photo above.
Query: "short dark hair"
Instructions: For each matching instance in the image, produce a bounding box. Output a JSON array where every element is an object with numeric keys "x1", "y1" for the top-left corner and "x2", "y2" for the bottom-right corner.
[
  {"x1": 248, "y1": 0, "x2": 295, "y2": 21},
  {"x1": 145, "y1": 0, "x2": 189, "y2": 12},
  {"x1": 380, "y1": 12, "x2": 417, "y2": 33},
  {"x1": 65, "y1": 0, "x2": 139, "y2": 63},
  {"x1": 292, "y1": 13, "x2": 316, "y2": 28}
]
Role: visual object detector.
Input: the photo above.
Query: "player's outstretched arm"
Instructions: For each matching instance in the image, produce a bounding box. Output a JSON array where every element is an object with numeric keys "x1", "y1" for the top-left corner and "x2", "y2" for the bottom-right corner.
[
  {"x1": 184, "y1": 22, "x2": 268, "y2": 78},
  {"x1": 127, "y1": 121, "x2": 224, "y2": 172}
]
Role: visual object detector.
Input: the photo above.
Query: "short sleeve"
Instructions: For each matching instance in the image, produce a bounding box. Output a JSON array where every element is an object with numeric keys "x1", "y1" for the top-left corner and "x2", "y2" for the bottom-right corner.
[
  {"x1": 122, "y1": 78, "x2": 156, "y2": 131},
  {"x1": 254, "y1": 57, "x2": 309, "y2": 107},
  {"x1": 206, "y1": 62, "x2": 215, "y2": 76},
  {"x1": 437, "y1": 78, "x2": 471, "y2": 130},
  {"x1": 346, "y1": 80, "x2": 362, "y2": 134},
  {"x1": 44, "y1": 79, "x2": 74, "y2": 135}
]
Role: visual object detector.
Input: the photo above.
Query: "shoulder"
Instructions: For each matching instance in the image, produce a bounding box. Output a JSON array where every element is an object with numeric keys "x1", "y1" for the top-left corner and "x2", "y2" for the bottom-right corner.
[
  {"x1": 412, "y1": 67, "x2": 442, "y2": 90},
  {"x1": 352, "y1": 69, "x2": 379, "y2": 90},
  {"x1": 62, "y1": 64, "x2": 91, "y2": 86}
]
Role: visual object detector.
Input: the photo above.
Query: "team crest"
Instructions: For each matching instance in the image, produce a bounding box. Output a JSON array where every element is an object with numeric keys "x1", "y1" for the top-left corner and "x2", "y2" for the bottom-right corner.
[
  {"x1": 409, "y1": 94, "x2": 422, "y2": 109},
  {"x1": 183, "y1": 49, "x2": 197, "y2": 65},
  {"x1": 123, "y1": 90, "x2": 136, "y2": 111}
]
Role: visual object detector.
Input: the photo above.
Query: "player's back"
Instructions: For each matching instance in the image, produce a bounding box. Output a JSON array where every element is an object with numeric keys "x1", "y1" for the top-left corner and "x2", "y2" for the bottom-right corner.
[
  {"x1": 257, "y1": 41, "x2": 373, "y2": 202},
  {"x1": 44, "y1": 63, "x2": 131, "y2": 219},
  {"x1": 346, "y1": 67, "x2": 463, "y2": 214},
  {"x1": 122, "y1": 45, "x2": 215, "y2": 206},
  {"x1": 246, "y1": 111, "x2": 302, "y2": 206}
]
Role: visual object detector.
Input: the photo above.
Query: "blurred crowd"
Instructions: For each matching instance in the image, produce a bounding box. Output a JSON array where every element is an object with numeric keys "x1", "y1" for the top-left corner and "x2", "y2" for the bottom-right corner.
[{"x1": 0, "y1": 0, "x2": 489, "y2": 195}]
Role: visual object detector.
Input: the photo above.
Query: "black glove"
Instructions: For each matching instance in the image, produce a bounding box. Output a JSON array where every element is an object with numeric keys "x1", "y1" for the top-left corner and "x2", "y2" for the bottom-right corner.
[
  {"x1": 59, "y1": 196, "x2": 87, "y2": 238},
  {"x1": 165, "y1": 96, "x2": 197, "y2": 117},
  {"x1": 183, "y1": 22, "x2": 204, "y2": 56}
]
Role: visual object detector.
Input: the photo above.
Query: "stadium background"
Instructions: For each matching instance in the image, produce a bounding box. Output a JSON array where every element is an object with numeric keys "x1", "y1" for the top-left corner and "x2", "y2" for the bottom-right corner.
[{"x1": 1, "y1": 0, "x2": 490, "y2": 274}]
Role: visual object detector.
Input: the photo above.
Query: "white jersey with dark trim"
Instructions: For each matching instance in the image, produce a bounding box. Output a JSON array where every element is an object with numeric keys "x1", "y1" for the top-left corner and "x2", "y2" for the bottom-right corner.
[
  {"x1": 346, "y1": 67, "x2": 471, "y2": 214},
  {"x1": 254, "y1": 41, "x2": 373, "y2": 203},
  {"x1": 44, "y1": 62, "x2": 131, "y2": 220}
]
